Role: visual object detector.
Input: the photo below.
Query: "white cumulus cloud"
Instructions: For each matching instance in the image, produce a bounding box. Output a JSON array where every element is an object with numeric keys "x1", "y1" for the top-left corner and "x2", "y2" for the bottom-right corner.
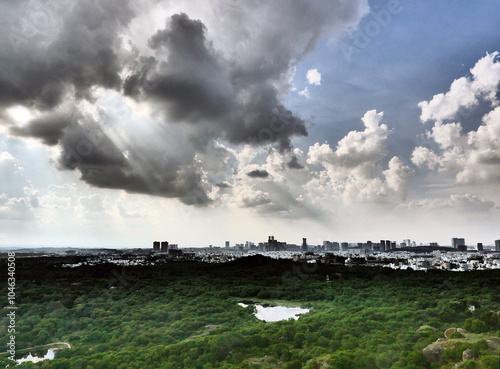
[
  {"x1": 412, "y1": 53, "x2": 500, "y2": 185},
  {"x1": 306, "y1": 69, "x2": 322, "y2": 86},
  {"x1": 418, "y1": 52, "x2": 500, "y2": 123},
  {"x1": 298, "y1": 87, "x2": 310, "y2": 98},
  {"x1": 306, "y1": 110, "x2": 413, "y2": 203}
]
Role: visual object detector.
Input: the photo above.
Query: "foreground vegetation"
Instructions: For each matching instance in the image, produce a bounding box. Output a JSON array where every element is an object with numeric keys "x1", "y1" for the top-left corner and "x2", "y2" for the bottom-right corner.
[{"x1": 1, "y1": 255, "x2": 499, "y2": 368}]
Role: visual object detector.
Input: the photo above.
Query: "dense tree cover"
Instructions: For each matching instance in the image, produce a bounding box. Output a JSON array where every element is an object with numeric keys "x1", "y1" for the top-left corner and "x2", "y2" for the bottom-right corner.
[{"x1": 0, "y1": 255, "x2": 499, "y2": 368}]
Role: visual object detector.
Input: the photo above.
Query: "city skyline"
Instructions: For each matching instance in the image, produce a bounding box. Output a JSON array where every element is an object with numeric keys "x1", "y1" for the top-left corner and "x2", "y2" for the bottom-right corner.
[{"x1": 1, "y1": 1, "x2": 500, "y2": 247}]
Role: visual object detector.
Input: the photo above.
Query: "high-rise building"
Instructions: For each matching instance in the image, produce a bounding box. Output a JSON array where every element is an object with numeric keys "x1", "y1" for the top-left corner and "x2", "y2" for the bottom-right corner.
[
  {"x1": 323, "y1": 241, "x2": 340, "y2": 252},
  {"x1": 267, "y1": 236, "x2": 286, "y2": 251},
  {"x1": 477, "y1": 243, "x2": 483, "y2": 251},
  {"x1": 452, "y1": 238, "x2": 465, "y2": 249},
  {"x1": 225, "y1": 241, "x2": 230, "y2": 249},
  {"x1": 495, "y1": 240, "x2": 500, "y2": 252},
  {"x1": 268, "y1": 236, "x2": 276, "y2": 251},
  {"x1": 153, "y1": 241, "x2": 160, "y2": 251},
  {"x1": 302, "y1": 238, "x2": 308, "y2": 252},
  {"x1": 161, "y1": 241, "x2": 169, "y2": 252},
  {"x1": 374, "y1": 240, "x2": 385, "y2": 252},
  {"x1": 379, "y1": 240, "x2": 391, "y2": 251},
  {"x1": 341, "y1": 242, "x2": 349, "y2": 251}
]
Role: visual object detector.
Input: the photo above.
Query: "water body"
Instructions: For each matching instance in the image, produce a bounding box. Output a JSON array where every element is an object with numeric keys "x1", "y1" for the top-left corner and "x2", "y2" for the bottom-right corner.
[
  {"x1": 16, "y1": 349, "x2": 55, "y2": 365},
  {"x1": 238, "y1": 303, "x2": 309, "y2": 322}
]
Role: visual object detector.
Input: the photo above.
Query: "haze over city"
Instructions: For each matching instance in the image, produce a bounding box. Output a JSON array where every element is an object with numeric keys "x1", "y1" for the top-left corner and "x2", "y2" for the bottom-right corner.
[{"x1": 1, "y1": 0, "x2": 500, "y2": 247}]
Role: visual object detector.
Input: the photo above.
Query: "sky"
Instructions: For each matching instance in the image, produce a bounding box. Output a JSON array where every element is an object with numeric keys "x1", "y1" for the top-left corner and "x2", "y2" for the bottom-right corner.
[{"x1": 0, "y1": 0, "x2": 500, "y2": 248}]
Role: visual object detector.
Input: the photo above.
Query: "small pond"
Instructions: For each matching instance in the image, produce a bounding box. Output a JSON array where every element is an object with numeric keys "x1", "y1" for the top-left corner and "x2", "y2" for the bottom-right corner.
[
  {"x1": 238, "y1": 302, "x2": 309, "y2": 322},
  {"x1": 16, "y1": 349, "x2": 55, "y2": 365}
]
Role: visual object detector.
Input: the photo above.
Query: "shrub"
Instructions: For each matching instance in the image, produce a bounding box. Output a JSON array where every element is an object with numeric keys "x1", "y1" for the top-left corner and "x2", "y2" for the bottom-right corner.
[
  {"x1": 478, "y1": 355, "x2": 500, "y2": 369},
  {"x1": 450, "y1": 331, "x2": 464, "y2": 339},
  {"x1": 470, "y1": 340, "x2": 490, "y2": 358},
  {"x1": 461, "y1": 359, "x2": 477, "y2": 369},
  {"x1": 464, "y1": 319, "x2": 489, "y2": 333}
]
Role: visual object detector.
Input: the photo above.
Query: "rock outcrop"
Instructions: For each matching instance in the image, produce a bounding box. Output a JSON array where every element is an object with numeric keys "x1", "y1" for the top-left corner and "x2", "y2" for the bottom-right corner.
[
  {"x1": 444, "y1": 328, "x2": 467, "y2": 339},
  {"x1": 423, "y1": 343, "x2": 445, "y2": 363},
  {"x1": 423, "y1": 328, "x2": 468, "y2": 363},
  {"x1": 462, "y1": 348, "x2": 473, "y2": 361},
  {"x1": 417, "y1": 325, "x2": 438, "y2": 333}
]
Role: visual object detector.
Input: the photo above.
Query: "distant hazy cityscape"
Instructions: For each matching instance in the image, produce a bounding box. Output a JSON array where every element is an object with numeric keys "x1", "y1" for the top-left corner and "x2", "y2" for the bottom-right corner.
[
  {"x1": 152, "y1": 236, "x2": 500, "y2": 253},
  {"x1": 4, "y1": 235, "x2": 499, "y2": 272}
]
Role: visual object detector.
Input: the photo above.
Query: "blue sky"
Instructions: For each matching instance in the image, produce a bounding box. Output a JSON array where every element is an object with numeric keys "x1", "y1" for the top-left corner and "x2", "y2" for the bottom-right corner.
[
  {"x1": 0, "y1": 0, "x2": 499, "y2": 247},
  {"x1": 289, "y1": 0, "x2": 500, "y2": 146}
]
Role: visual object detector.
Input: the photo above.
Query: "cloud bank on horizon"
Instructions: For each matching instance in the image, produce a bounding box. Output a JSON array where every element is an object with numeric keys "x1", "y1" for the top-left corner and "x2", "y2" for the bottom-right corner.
[{"x1": 0, "y1": 0, "x2": 499, "y2": 246}]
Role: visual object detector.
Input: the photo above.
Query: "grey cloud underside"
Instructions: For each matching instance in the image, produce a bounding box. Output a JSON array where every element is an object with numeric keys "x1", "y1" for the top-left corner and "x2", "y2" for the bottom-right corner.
[
  {"x1": 0, "y1": 0, "x2": 134, "y2": 111},
  {"x1": 246, "y1": 170, "x2": 270, "y2": 179},
  {"x1": 216, "y1": 182, "x2": 232, "y2": 189},
  {"x1": 9, "y1": 109, "x2": 72, "y2": 145},
  {"x1": 58, "y1": 119, "x2": 211, "y2": 205},
  {"x1": 1, "y1": 0, "x2": 136, "y2": 151},
  {"x1": 0, "y1": 0, "x2": 367, "y2": 206},
  {"x1": 287, "y1": 155, "x2": 305, "y2": 169},
  {"x1": 123, "y1": 13, "x2": 308, "y2": 151}
]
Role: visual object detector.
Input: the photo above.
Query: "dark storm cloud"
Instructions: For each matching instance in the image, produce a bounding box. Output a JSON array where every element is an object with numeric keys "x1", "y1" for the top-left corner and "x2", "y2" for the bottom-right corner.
[
  {"x1": 0, "y1": 0, "x2": 368, "y2": 205},
  {"x1": 56, "y1": 112, "x2": 211, "y2": 205},
  {"x1": 287, "y1": 155, "x2": 305, "y2": 169},
  {"x1": 9, "y1": 109, "x2": 72, "y2": 145},
  {"x1": 247, "y1": 169, "x2": 270, "y2": 179},
  {"x1": 124, "y1": 12, "x2": 311, "y2": 152},
  {"x1": 0, "y1": 1, "x2": 212, "y2": 205},
  {"x1": 124, "y1": 13, "x2": 234, "y2": 122},
  {"x1": 216, "y1": 182, "x2": 232, "y2": 189},
  {"x1": 0, "y1": 0, "x2": 135, "y2": 111}
]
